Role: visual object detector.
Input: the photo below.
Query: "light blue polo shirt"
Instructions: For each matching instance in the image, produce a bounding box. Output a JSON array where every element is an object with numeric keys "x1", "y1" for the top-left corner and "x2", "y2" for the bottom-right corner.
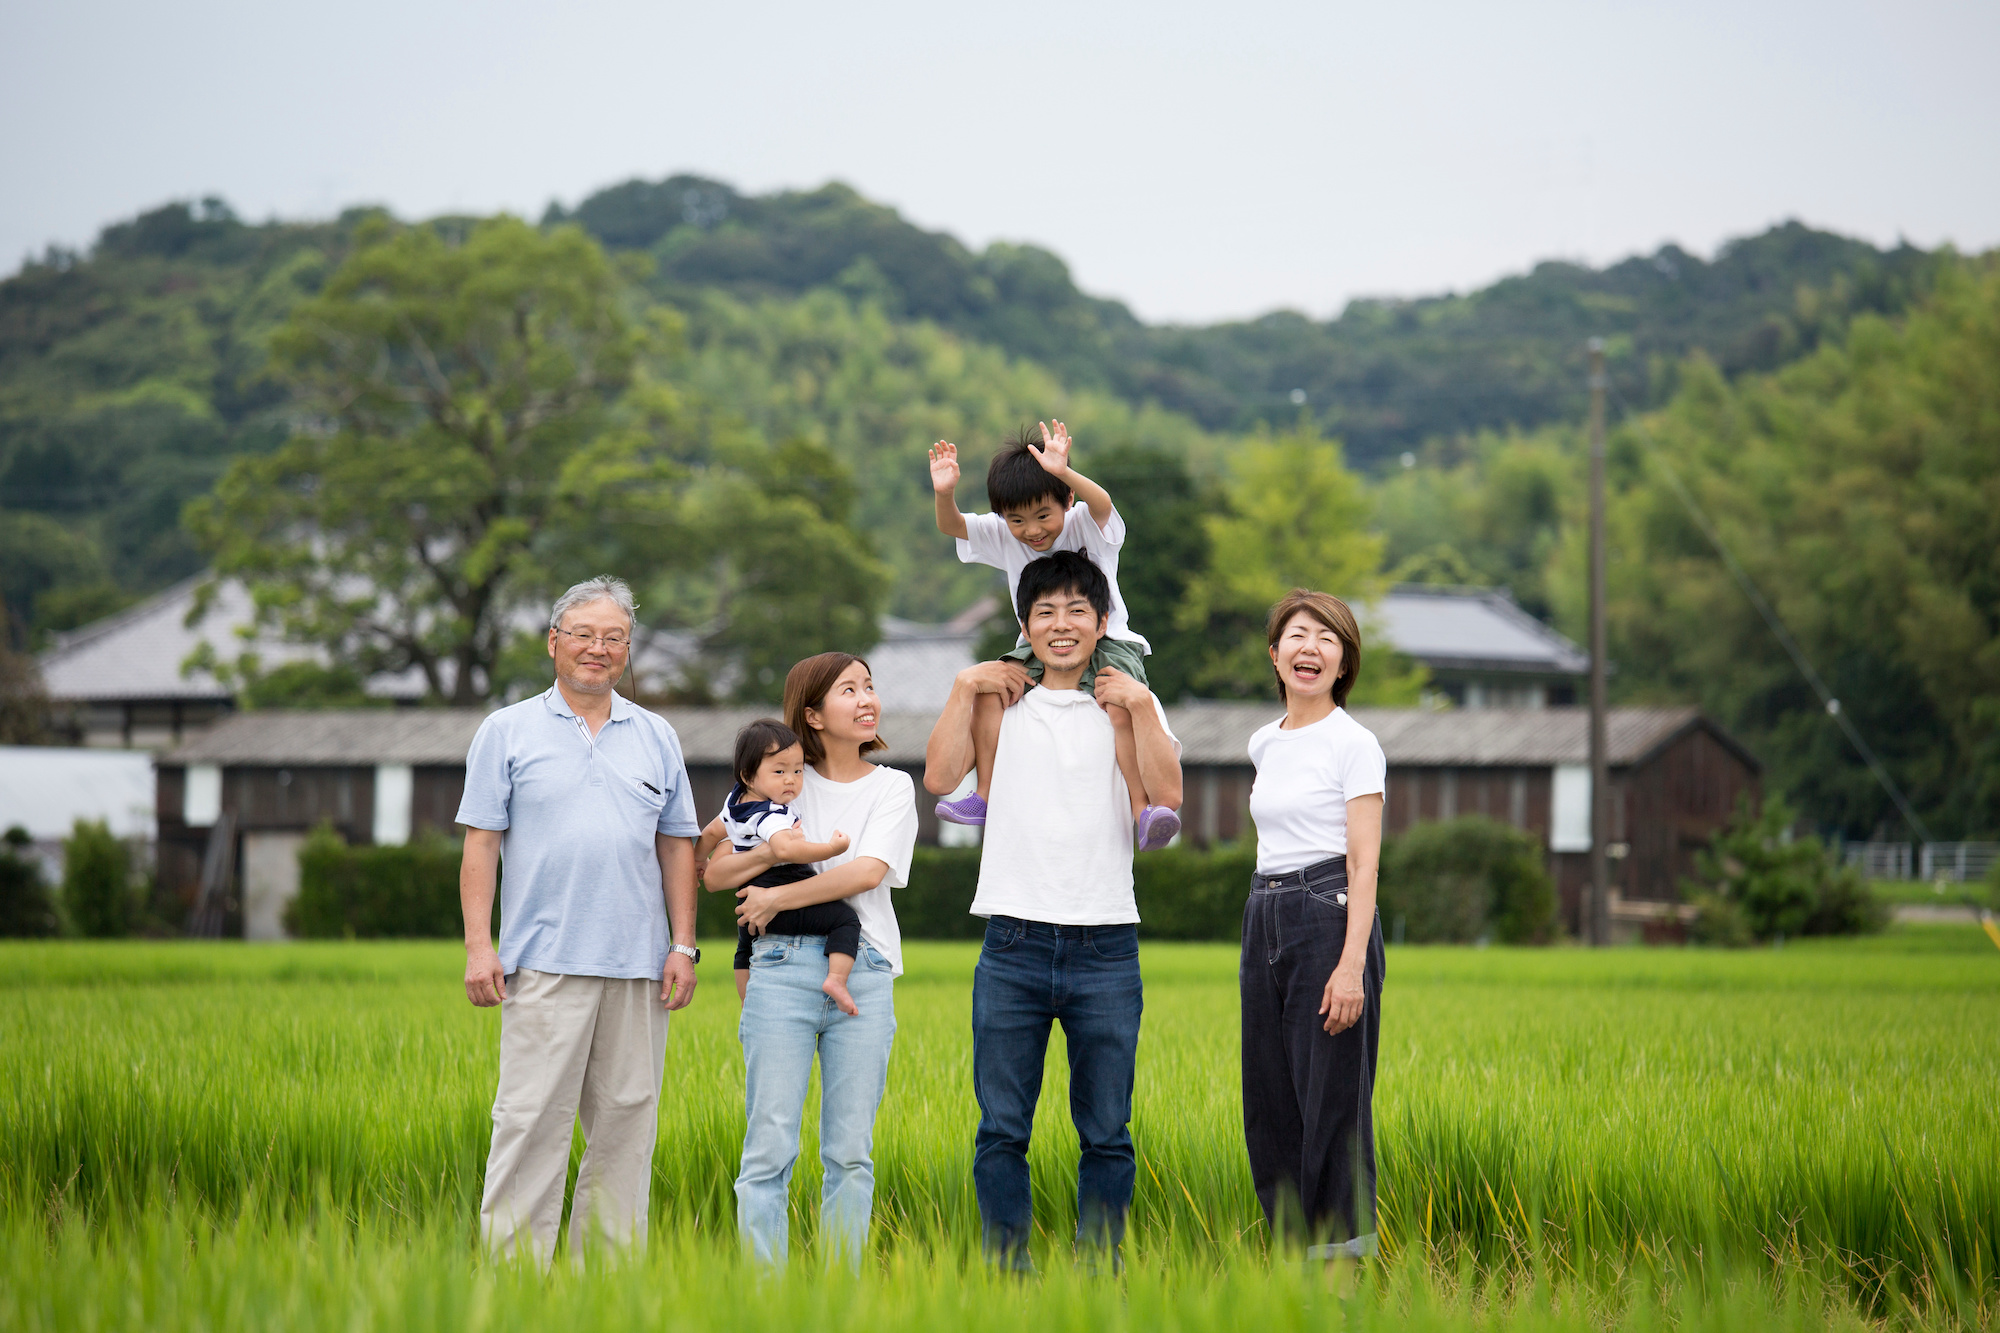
[{"x1": 457, "y1": 685, "x2": 701, "y2": 980}]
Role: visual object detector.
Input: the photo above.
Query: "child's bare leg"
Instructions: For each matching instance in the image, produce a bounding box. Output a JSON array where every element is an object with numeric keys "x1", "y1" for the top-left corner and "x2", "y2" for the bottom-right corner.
[
  {"x1": 821, "y1": 953, "x2": 859, "y2": 1016},
  {"x1": 735, "y1": 969, "x2": 749, "y2": 1003},
  {"x1": 1109, "y1": 702, "x2": 1146, "y2": 824},
  {"x1": 972, "y1": 691, "x2": 1002, "y2": 801}
]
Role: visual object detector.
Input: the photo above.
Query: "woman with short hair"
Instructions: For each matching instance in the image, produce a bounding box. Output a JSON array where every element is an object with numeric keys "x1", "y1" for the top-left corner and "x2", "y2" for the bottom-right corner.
[
  {"x1": 1239, "y1": 589, "x2": 1388, "y2": 1260},
  {"x1": 703, "y1": 652, "x2": 919, "y2": 1267}
]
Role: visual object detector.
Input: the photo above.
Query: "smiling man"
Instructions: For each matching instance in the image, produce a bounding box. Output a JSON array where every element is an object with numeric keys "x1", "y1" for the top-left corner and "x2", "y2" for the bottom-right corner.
[
  {"x1": 456, "y1": 576, "x2": 703, "y2": 1265},
  {"x1": 924, "y1": 550, "x2": 1183, "y2": 1272}
]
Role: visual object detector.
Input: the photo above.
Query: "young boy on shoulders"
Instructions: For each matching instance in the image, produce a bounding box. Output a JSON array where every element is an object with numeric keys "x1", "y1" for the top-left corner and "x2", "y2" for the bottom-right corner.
[{"x1": 927, "y1": 420, "x2": 1180, "y2": 850}]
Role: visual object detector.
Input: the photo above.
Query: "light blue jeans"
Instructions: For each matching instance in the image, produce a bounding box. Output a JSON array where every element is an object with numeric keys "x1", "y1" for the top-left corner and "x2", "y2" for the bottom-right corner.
[{"x1": 735, "y1": 933, "x2": 897, "y2": 1267}]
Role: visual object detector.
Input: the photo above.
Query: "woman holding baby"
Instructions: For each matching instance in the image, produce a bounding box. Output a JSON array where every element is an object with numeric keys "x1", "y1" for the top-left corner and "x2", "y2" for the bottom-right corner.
[{"x1": 702, "y1": 651, "x2": 919, "y2": 1268}]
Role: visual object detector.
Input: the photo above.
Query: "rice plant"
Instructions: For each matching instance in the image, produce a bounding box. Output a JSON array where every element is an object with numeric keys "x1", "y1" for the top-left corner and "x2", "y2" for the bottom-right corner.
[{"x1": 1, "y1": 927, "x2": 1994, "y2": 1326}]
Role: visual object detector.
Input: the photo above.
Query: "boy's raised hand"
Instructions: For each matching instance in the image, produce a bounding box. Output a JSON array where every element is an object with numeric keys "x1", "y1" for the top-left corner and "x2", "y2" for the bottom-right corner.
[
  {"x1": 1033, "y1": 420, "x2": 1073, "y2": 476},
  {"x1": 928, "y1": 441, "x2": 961, "y2": 493}
]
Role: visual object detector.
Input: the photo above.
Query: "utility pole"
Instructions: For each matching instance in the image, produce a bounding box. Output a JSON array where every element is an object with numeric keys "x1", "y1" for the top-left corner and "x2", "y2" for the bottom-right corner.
[{"x1": 1586, "y1": 338, "x2": 1611, "y2": 947}]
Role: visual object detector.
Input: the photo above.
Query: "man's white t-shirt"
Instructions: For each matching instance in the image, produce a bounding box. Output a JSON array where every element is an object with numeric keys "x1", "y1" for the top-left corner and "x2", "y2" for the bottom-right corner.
[
  {"x1": 956, "y1": 506, "x2": 1151, "y2": 652},
  {"x1": 971, "y1": 687, "x2": 1181, "y2": 924},
  {"x1": 792, "y1": 763, "x2": 920, "y2": 976},
  {"x1": 1247, "y1": 707, "x2": 1388, "y2": 875}
]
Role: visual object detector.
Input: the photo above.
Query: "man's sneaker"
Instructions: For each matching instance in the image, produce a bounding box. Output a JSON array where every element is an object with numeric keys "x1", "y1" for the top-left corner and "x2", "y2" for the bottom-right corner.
[
  {"x1": 1136, "y1": 805, "x2": 1181, "y2": 850},
  {"x1": 935, "y1": 791, "x2": 988, "y2": 826}
]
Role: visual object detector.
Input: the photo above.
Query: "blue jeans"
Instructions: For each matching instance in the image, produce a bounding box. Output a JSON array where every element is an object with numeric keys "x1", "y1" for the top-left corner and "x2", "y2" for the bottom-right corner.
[
  {"x1": 971, "y1": 916, "x2": 1144, "y2": 1269},
  {"x1": 735, "y1": 934, "x2": 897, "y2": 1267}
]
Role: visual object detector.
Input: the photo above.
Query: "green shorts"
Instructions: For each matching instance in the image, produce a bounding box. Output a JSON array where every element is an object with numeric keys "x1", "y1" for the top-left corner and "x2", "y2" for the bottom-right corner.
[{"x1": 1000, "y1": 635, "x2": 1149, "y2": 694}]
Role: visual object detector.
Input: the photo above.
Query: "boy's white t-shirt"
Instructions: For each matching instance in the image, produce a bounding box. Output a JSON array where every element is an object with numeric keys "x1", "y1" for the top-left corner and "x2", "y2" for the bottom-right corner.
[
  {"x1": 1247, "y1": 707, "x2": 1388, "y2": 875},
  {"x1": 971, "y1": 686, "x2": 1181, "y2": 924},
  {"x1": 791, "y1": 763, "x2": 920, "y2": 976},
  {"x1": 956, "y1": 506, "x2": 1152, "y2": 652}
]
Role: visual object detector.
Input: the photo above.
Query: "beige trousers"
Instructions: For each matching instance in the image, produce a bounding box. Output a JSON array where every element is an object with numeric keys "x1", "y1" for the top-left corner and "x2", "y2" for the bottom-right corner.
[{"x1": 480, "y1": 969, "x2": 670, "y2": 1264}]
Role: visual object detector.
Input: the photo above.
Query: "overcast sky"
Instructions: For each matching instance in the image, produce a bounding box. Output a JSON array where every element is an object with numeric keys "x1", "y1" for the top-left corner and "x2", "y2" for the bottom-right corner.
[{"x1": 3, "y1": 0, "x2": 1995, "y2": 324}]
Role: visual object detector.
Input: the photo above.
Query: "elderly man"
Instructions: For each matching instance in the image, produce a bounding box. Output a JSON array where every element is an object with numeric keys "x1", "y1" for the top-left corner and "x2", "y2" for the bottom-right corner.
[
  {"x1": 924, "y1": 550, "x2": 1183, "y2": 1272},
  {"x1": 457, "y1": 575, "x2": 703, "y2": 1263}
]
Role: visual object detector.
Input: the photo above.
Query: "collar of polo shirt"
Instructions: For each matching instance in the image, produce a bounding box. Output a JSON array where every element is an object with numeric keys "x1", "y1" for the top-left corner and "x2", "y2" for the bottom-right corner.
[{"x1": 542, "y1": 683, "x2": 638, "y2": 722}]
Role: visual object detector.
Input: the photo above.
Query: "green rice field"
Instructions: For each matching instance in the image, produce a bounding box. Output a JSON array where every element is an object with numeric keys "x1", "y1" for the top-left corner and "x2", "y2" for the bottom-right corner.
[{"x1": 2, "y1": 926, "x2": 1996, "y2": 1331}]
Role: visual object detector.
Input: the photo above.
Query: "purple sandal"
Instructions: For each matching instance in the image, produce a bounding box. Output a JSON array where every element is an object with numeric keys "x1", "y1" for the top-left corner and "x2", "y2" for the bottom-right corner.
[
  {"x1": 1136, "y1": 805, "x2": 1181, "y2": 851},
  {"x1": 935, "y1": 791, "x2": 989, "y2": 826}
]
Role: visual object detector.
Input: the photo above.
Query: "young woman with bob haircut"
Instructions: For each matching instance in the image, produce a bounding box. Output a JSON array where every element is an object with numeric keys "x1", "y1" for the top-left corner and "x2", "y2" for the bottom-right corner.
[
  {"x1": 702, "y1": 652, "x2": 919, "y2": 1268},
  {"x1": 1239, "y1": 589, "x2": 1388, "y2": 1262}
]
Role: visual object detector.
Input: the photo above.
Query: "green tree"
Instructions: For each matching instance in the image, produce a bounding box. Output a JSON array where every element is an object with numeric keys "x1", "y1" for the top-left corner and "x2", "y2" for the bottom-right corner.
[
  {"x1": 1087, "y1": 444, "x2": 1213, "y2": 703},
  {"x1": 621, "y1": 434, "x2": 889, "y2": 703},
  {"x1": 62, "y1": 818, "x2": 134, "y2": 938},
  {"x1": 1588, "y1": 259, "x2": 2000, "y2": 838},
  {"x1": 1179, "y1": 428, "x2": 1424, "y2": 702},
  {"x1": 185, "y1": 216, "x2": 647, "y2": 704},
  {"x1": 1681, "y1": 798, "x2": 1886, "y2": 941},
  {"x1": 1374, "y1": 429, "x2": 1575, "y2": 621}
]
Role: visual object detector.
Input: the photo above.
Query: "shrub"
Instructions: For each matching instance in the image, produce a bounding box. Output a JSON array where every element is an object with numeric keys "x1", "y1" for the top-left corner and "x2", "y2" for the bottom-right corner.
[
  {"x1": 0, "y1": 826, "x2": 58, "y2": 937},
  {"x1": 291, "y1": 836, "x2": 1261, "y2": 944},
  {"x1": 289, "y1": 826, "x2": 468, "y2": 938},
  {"x1": 1685, "y1": 889, "x2": 1753, "y2": 947},
  {"x1": 62, "y1": 818, "x2": 136, "y2": 938},
  {"x1": 1682, "y1": 798, "x2": 1888, "y2": 942},
  {"x1": 1379, "y1": 816, "x2": 1558, "y2": 944},
  {"x1": 1133, "y1": 843, "x2": 1257, "y2": 940},
  {"x1": 892, "y1": 844, "x2": 1256, "y2": 942}
]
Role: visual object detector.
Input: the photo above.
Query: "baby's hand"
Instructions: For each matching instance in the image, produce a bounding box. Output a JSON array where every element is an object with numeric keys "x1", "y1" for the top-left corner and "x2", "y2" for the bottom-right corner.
[
  {"x1": 1033, "y1": 420, "x2": 1073, "y2": 475},
  {"x1": 828, "y1": 830, "x2": 851, "y2": 854},
  {"x1": 928, "y1": 442, "x2": 961, "y2": 493}
]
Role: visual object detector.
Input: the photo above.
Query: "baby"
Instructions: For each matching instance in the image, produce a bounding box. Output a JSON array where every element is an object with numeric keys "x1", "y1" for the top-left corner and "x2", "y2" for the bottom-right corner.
[
  {"x1": 695, "y1": 719, "x2": 860, "y2": 1015},
  {"x1": 929, "y1": 419, "x2": 1181, "y2": 849}
]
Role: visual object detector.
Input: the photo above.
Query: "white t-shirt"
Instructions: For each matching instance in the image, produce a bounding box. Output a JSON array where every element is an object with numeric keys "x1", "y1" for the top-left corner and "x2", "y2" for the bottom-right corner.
[
  {"x1": 1247, "y1": 707, "x2": 1388, "y2": 875},
  {"x1": 956, "y1": 506, "x2": 1151, "y2": 652},
  {"x1": 971, "y1": 687, "x2": 1181, "y2": 924},
  {"x1": 792, "y1": 763, "x2": 920, "y2": 976}
]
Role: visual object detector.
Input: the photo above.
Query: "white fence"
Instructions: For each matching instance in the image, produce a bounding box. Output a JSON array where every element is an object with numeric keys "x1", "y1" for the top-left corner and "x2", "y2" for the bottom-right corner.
[
  {"x1": 1846, "y1": 840, "x2": 1998, "y2": 883},
  {"x1": 1844, "y1": 841, "x2": 1914, "y2": 880},
  {"x1": 1919, "y1": 842, "x2": 1998, "y2": 884}
]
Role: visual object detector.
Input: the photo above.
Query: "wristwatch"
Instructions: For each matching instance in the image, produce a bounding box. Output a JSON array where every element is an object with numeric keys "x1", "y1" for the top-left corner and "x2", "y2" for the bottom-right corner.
[{"x1": 671, "y1": 944, "x2": 701, "y2": 964}]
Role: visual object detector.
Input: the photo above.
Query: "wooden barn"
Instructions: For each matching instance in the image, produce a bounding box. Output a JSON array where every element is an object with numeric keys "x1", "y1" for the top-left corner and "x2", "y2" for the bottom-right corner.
[{"x1": 158, "y1": 699, "x2": 1757, "y2": 942}]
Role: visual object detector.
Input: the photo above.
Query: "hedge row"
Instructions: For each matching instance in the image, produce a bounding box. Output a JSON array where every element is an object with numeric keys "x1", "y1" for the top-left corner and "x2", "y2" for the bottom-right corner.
[{"x1": 290, "y1": 819, "x2": 1556, "y2": 945}]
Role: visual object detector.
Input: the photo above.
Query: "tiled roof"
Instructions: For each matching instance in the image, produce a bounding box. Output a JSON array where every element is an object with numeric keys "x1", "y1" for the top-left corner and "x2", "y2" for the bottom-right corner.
[
  {"x1": 42, "y1": 580, "x2": 1584, "y2": 708},
  {"x1": 38, "y1": 577, "x2": 699, "y2": 705},
  {"x1": 163, "y1": 702, "x2": 1752, "y2": 773},
  {"x1": 36, "y1": 578, "x2": 430, "y2": 704},
  {"x1": 1375, "y1": 585, "x2": 1589, "y2": 676}
]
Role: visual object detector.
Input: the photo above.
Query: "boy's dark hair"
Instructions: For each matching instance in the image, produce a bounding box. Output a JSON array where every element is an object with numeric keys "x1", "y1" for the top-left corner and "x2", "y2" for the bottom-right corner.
[
  {"x1": 1015, "y1": 550, "x2": 1111, "y2": 626},
  {"x1": 733, "y1": 718, "x2": 802, "y2": 788},
  {"x1": 985, "y1": 425, "x2": 1072, "y2": 514}
]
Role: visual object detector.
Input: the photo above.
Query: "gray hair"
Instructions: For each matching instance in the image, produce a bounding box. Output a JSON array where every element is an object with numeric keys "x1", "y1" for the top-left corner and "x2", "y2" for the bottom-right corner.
[{"x1": 549, "y1": 576, "x2": 637, "y2": 632}]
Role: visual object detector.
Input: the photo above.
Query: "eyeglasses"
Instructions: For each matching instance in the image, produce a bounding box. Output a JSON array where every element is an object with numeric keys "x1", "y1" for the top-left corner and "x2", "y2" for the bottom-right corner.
[{"x1": 555, "y1": 629, "x2": 630, "y2": 649}]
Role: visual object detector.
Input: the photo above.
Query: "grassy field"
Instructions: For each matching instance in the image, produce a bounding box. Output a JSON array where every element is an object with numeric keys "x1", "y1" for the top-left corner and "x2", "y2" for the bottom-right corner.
[{"x1": 2, "y1": 927, "x2": 1995, "y2": 1330}]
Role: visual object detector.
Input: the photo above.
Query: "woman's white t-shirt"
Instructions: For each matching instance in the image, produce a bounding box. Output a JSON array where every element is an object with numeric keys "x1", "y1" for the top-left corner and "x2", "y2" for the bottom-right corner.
[
  {"x1": 792, "y1": 763, "x2": 920, "y2": 976},
  {"x1": 1247, "y1": 707, "x2": 1388, "y2": 875}
]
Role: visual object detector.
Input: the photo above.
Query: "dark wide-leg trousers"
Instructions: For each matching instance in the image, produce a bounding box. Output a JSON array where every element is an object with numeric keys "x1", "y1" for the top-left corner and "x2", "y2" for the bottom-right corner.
[{"x1": 1239, "y1": 856, "x2": 1385, "y2": 1256}]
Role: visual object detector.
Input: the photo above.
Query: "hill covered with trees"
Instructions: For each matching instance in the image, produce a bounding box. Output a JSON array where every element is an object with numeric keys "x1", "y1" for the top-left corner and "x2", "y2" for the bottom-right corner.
[
  {"x1": 0, "y1": 175, "x2": 1946, "y2": 645},
  {"x1": 550, "y1": 175, "x2": 1942, "y2": 459}
]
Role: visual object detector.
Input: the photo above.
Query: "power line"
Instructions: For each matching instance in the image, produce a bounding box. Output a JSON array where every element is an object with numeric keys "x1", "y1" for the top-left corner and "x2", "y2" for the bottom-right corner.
[{"x1": 1605, "y1": 382, "x2": 1933, "y2": 843}]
